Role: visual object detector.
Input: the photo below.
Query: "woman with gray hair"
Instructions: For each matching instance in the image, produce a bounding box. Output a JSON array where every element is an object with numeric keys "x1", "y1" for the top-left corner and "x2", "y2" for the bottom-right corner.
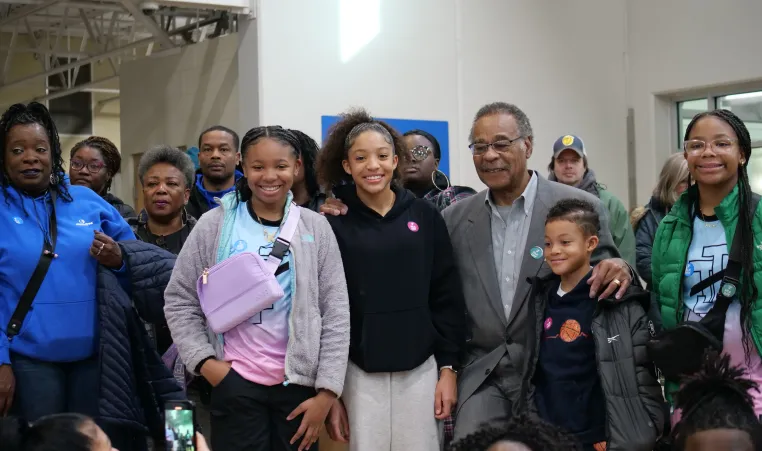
[
  {"x1": 633, "y1": 152, "x2": 690, "y2": 289},
  {"x1": 129, "y1": 145, "x2": 197, "y2": 258}
]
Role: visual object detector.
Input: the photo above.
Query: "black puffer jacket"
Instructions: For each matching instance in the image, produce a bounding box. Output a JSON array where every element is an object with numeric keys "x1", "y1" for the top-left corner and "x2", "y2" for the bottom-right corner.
[
  {"x1": 522, "y1": 276, "x2": 665, "y2": 451},
  {"x1": 103, "y1": 192, "x2": 137, "y2": 219},
  {"x1": 634, "y1": 196, "x2": 669, "y2": 288},
  {"x1": 96, "y1": 240, "x2": 184, "y2": 447}
]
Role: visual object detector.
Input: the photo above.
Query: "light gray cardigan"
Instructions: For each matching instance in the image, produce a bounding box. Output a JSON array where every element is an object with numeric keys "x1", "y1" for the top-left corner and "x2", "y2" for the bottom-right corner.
[{"x1": 164, "y1": 197, "x2": 350, "y2": 396}]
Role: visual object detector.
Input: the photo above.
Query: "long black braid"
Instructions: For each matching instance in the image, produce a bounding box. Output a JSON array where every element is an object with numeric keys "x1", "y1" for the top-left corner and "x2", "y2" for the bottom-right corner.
[
  {"x1": 234, "y1": 125, "x2": 301, "y2": 204},
  {"x1": 683, "y1": 109, "x2": 757, "y2": 362},
  {"x1": 70, "y1": 136, "x2": 121, "y2": 193},
  {"x1": 447, "y1": 414, "x2": 581, "y2": 451},
  {"x1": 0, "y1": 102, "x2": 71, "y2": 206},
  {"x1": 289, "y1": 129, "x2": 320, "y2": 198},
  {"x1": 671, "y1": 350, "x2": 762, "y2": 449}
]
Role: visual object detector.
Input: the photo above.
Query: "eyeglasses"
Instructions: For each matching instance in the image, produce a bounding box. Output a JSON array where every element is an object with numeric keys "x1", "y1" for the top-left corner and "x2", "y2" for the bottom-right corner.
[
  {"x1": 406, "y1": 145, "x2": 432, "y2": 162},
  {"x1": 469, "y1": 136, "x2": 524, "y2": 155},
  {"x1": 683, "y1": 138, "x2": 738, "y2": 155},
  {"x1": 71, "y1": 159, "x2": 106, "y2": 173}
]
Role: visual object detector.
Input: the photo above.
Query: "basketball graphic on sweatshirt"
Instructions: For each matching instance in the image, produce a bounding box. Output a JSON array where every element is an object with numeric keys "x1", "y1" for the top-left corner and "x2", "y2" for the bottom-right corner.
[{"x1": 545, "y1": 318, "x2": 588, "y2": 342}]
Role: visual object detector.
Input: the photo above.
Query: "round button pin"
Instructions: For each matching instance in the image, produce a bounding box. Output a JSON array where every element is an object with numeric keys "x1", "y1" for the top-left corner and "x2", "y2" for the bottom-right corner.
[{"x1": 530, "y1": 246, "x2": 543, "y2": 259}]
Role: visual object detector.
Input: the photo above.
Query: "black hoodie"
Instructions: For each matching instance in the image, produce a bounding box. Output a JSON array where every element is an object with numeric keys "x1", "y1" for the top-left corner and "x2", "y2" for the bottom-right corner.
[{"x1": 326, "y1": 184, "x2": 465, "y2": 373}]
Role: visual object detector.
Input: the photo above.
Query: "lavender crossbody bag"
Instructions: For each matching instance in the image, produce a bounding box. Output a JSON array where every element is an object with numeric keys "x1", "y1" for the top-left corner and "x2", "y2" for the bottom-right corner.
[{"x1": 197, "y1": 203, "x2": 301, "y2": 333}]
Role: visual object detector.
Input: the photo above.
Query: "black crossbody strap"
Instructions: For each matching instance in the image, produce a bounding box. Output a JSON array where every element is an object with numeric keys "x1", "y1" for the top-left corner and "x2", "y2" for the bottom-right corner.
[
  {"x1": 697, "y1": 193, "x2": 761, "y2": 318},
  {"x1": 6, "y1": 189, "x2": 58, "y2": 340}
]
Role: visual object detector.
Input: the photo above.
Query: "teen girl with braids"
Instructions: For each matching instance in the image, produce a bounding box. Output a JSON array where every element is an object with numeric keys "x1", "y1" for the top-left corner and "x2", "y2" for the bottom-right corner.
[
  {"x1": 164, "y1": 125, "x2": 350, "y2": 451},
  {"x1": 651, "y1": 109, "x2": 762, "y2": 420},
  {"x1": 69, "y1": 136, "x2": 137, "y2": 219},
  {"x1": 317, "y1": 109, "x2": 465, "y2": 451}
]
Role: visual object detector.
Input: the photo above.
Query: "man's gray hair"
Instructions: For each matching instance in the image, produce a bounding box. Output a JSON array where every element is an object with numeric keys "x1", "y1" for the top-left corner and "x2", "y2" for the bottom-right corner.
[
  {"x1": 137, "y1": 145, "x2": 196, "y2": 188},
  {"x1": 345, "y1": 122, "x2": 395, "y2": 153},
  {"x1": 469, "y1": 102, "x2": 534, "y2": 142}
]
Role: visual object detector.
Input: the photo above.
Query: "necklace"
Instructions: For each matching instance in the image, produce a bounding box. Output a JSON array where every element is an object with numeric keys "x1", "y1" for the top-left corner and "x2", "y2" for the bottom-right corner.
[
  {"x1": 699, "y1": 210, "x2": 718, "y2": 228},
  {"x1": 249, "y1": 202, "x2": 280, "y2": 243}
]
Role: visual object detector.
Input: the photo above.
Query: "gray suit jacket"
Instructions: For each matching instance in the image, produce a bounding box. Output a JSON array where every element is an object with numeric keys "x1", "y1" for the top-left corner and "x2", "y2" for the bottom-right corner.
[{"x1": 441, "y1": 173, "x2": 621, "y2": 415}]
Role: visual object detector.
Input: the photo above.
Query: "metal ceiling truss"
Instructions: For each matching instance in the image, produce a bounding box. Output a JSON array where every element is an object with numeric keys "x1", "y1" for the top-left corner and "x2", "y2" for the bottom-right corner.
[{"x1": 0, "y1": 0, "x2": 239, "y2": 103}]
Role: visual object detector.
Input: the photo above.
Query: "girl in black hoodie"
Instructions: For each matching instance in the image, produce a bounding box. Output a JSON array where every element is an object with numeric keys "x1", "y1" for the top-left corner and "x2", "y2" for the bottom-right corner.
[{"x1": 317, "y1": 109, "x2": 465, "y2": 451}]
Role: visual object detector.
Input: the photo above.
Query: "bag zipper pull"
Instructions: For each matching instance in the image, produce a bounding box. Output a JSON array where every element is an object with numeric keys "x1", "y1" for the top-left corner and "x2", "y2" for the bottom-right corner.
[{"x1": 202, "y1": 269, "x2": 209, "y2": 285}]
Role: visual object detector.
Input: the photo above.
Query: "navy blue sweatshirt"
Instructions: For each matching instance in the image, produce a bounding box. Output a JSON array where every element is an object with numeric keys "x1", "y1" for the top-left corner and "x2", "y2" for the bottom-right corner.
[
  {"x1": 326, "y1": 184, "x2": 465, "y2": 373},
  {"x1": 534, "y1": 272, "x2": 606, "y2": 447}
]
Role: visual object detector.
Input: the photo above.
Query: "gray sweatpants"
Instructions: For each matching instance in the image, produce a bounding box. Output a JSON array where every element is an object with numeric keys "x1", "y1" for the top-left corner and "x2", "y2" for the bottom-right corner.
[{"x1": 342, "y1": 355, "x2": 441, "y2": 451}]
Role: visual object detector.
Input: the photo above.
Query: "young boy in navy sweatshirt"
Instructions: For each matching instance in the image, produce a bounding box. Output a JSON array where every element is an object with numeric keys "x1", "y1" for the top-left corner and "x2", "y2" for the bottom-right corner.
[{"x1": 524, "y1": 199, "x2": 665, "y2": 451}]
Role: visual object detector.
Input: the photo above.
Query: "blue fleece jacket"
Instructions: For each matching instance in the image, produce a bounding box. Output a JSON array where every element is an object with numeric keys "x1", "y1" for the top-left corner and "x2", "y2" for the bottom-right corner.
[
  {"x1": 194, "y1": 170, "x2": 243, "y2": 210},
  {"x1": 0, "y1": 185, "x2": 135, "y2": 365}
]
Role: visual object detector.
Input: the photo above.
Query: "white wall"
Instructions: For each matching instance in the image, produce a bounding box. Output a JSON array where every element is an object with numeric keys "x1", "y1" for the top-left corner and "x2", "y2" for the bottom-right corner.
[
  {"x1": 253, "y1": 0, "x2": 630, "y2": 200},
  {"x1": 628, "y1": 0, "x2": 762, "y2": 204},
  {"x1": 117, "y1": 35, "x2": 239, "y2": 205},
  {"x1": 458, "y1": 0, "x2": 628, "y2": 198}
]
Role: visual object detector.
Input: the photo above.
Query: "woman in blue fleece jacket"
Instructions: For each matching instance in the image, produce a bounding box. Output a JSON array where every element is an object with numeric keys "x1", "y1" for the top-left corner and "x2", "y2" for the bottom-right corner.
[{"x1": 0, "y1": 103, "x2": 135, "y2": 422}]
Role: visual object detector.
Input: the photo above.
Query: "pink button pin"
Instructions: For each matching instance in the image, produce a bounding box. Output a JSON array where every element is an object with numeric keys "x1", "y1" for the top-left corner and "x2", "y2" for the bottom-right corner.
[
  {"x1": 544, "y1": 317, "x2": 553, "y2": 330},
  {"x1": 407, "y1": 221, "x2": 419, "y2": 232}
]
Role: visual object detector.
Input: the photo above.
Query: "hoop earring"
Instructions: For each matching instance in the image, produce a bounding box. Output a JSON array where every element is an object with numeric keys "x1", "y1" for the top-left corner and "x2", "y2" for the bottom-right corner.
[
  {"x1": 49, "y1": 173, "x2": 59, "y2": 185},
  {"x1": 431, "y1": 169, "x2": 451, "y2": 192}
]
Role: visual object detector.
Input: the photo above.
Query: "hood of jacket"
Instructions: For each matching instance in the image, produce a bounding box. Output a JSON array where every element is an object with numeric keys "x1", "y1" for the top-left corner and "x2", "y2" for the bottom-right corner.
[
  {"x1": 549, "y1": 168, "x2": 600, "y2": 197},
  {"x1": 333, "y1": 183, "x2": 416, "y2": 221}
]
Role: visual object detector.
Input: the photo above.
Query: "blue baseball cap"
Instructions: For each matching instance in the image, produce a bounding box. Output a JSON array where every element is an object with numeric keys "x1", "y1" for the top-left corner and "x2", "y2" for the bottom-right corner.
[{"x1": 553, "y1": 135, "x2": 586, "y2": 158}]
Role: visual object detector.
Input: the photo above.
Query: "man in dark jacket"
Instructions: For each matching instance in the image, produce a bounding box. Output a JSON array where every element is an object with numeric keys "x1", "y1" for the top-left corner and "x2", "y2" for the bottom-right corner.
[
  {"x1": 186, "y1": 126, "x2": 243, "y2": 220},
  {"x1": 97, "y1": 240, "x2": 185, "y2": 451}
]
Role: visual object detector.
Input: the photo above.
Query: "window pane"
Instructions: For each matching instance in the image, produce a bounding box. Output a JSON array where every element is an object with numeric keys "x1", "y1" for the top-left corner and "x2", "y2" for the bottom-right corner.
[
  {"x1": 718, "y1": 92, "x2": 762, "y2": 143},
  {"x1": 749, "y1": 148, "x2": 762, "y2": 194},
  {"x1": 678, "y1": 99, "x2": 709, "y2": 147}
]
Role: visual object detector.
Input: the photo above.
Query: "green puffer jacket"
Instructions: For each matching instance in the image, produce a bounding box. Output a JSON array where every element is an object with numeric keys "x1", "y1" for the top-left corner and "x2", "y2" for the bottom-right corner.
[{"x1": 652, "y1": 184, "x2": 762, "y2": 400}]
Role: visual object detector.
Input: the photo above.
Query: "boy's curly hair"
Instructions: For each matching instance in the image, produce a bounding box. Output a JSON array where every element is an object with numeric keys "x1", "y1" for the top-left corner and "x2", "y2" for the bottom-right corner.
[
  {"x1": 447, "y1": 414, "x2": 581, "y2": 451},
  {"x1": 672, "y1": 350, "x2": 762, "y2": 450}
]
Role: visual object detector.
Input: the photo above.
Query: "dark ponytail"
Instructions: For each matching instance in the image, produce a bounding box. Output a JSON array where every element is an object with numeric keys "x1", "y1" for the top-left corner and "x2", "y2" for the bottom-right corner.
[
  {"x1": 235, "y1": 126, "x2": 301, "y2": 204},
  {"x1": 0, "y1": 414, "x2": 94, "y2": 451},
  {"x1": 683, "y1": 109, "x2": 758, "y2": 361}
]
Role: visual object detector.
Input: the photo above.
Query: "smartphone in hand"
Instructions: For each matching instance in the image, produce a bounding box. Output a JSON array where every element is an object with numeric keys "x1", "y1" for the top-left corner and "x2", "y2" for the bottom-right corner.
[{"x1": 165, "y1": 400, "x2": 196, "y2": 451}]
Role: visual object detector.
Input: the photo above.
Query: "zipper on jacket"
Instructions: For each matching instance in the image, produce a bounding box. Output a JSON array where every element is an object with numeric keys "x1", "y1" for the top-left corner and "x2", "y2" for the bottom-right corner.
[
  {"x1": 591, "y1": 319, "x2": 612, "y2": 444},
  {"x1": 202, "y1": 268, "x2": 209, "y2": 284}
]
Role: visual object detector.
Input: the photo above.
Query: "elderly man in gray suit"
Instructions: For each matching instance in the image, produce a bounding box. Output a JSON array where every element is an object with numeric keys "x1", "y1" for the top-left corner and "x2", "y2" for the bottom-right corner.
[{"x1": 442, "y1": 102, "x2": 635, "y2": 441}]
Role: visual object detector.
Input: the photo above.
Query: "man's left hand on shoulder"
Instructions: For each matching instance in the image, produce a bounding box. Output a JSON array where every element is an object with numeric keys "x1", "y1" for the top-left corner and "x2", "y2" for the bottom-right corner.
[{"x1": 588, "y1": 258, "x2": 633, "y2": 300}]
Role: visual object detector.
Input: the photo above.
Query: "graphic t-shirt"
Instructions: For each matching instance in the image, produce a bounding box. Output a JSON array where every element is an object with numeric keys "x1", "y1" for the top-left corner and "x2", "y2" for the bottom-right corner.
[
  {"x1": 222, "y1": 201, "x2": 293, "y2": 386},
  {"x1": 680, "y1": 213, "x2": 762, "y2": 417}
]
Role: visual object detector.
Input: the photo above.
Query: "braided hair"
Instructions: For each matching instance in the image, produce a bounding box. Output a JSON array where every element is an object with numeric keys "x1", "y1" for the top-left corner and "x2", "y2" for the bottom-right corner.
[
  {"x1": 316, "y1": 108, "x2": 405, "y2": 190},
  {"x1": 289, "y1": 129, "x2": 320, "y2": 198},
  {"x1": 235, "y1": 125, "x2": 300, "y2": 204},
  {"x1": 0, "y1": 102, "x2": 70, "y2": 204},
  {"x1": 70, "y1": 136, "x2": 121, "y2": 193},
  {"x1": 447, "y1": 414, "x2": 581, "y2": 451},
  {"x1": 671, "y1": 351, "x2": 762, "y2": 449},
  {"x1": 683, "y1": 109, "x2": 757, "y2": 361}
]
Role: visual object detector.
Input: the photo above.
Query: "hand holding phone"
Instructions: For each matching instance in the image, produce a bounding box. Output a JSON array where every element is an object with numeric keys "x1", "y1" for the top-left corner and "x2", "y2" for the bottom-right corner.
[{"x1": 165, "y1": 400, "x2": 196, "y2": 451}]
